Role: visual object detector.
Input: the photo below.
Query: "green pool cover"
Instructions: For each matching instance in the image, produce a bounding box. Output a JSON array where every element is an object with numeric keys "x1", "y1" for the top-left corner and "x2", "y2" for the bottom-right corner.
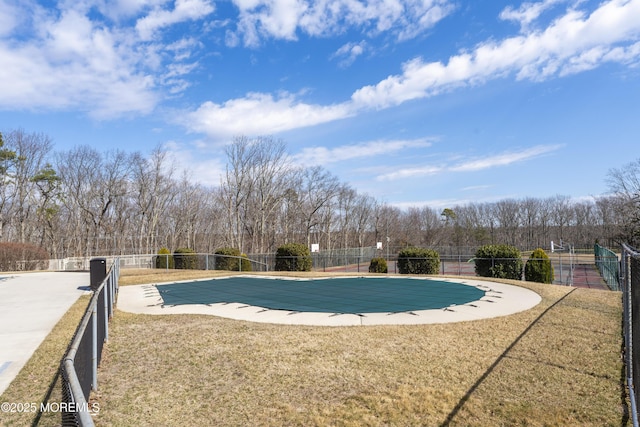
[{"x1": 157, "y1": 276, "x2": 486, "y2": 314}]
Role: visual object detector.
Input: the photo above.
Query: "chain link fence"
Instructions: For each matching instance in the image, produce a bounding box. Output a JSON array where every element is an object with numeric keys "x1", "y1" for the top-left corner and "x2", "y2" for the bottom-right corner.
[
  {"x1": 622, "y1": 244, "x2": 640, "y2": 426},
  {"x1": 595, "y1": 244, "x2": 621, "y2": 291},
  {"x1": 47, "y1": 248, "x2": 597, "y2": 286}
]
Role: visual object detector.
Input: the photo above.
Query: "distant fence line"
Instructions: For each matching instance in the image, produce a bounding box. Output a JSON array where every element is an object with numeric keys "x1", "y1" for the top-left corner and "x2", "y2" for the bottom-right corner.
[
  {"x1": 46, "y1": 245, "x2": 601, "y2": 271},
  {"x1": 59, "y1": 258, "x2": 119, "y2": 427},
  {"x1": 45, "y1": 247, "x2": 614, "y2": 289}
]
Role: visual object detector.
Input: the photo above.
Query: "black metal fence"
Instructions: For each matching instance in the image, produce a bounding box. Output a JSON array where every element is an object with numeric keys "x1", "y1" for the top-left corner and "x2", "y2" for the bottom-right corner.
[
  {"x1": 621, "y1": 244, "x2": 640, "y2": 426},
  {"x1": 59, "y1": 259, "x2": 119, "y2": 426}
]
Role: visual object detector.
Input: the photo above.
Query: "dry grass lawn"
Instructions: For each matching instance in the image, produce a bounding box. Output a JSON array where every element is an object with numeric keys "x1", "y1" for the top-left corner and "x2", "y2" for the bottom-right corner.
[{"x1": 91, "y1": 270, "x2": 629, "y2": 426}]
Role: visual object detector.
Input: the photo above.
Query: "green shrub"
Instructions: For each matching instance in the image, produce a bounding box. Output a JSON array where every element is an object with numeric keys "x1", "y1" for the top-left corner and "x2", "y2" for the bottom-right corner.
[
  {"x1": 173, "y1": 247, "x2": 197, "y2": 270},
  {"x1": 368, "y1": 257, "x2": 388, "y2": 273},
  {"x1": 155, "y1": 247, "x2": 174, "y2": 269},
  {"x1": 0, "y1": 242, "x2": 49, "y2": 271},
  {"x1": 275, "y1": 243, "x2": 312, "y2": 272},
  {"x1": 397, "y1": 247, "x2": 440, "y2": 275},
  {"x1": 474, "y1": 244, "x2": 523, "y2": 280},
  {"x1": 240, "y1": 253, "x2": 252, "y2": 272},
  {"x1": 215, "y1": 247, "x2": 252, "y2": 271},
  {"x1": 525, "y1": 248, "x2": 554, "y2": 284}
]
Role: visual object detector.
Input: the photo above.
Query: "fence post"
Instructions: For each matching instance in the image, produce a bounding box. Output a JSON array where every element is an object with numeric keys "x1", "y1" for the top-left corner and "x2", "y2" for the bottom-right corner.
[
  {"x1": 92, "y1": 299, "x2": 98, "y2": 392},
  {"x1": 104, "y1": 284, "x2": 109, "y2": 343}
]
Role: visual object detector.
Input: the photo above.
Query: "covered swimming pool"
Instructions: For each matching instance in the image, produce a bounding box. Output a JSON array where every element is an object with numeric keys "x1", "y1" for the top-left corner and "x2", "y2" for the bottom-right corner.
[
  {"x1": 156, "y1": 276, "x2": 486, "y2": 314},
  {"x1": 118, "y1": 275, "x2": 542, "y2": 326}
]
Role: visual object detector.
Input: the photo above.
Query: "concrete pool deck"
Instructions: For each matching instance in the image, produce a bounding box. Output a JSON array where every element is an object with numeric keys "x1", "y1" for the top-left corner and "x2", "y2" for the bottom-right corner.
[{"x1": 117, "y1": 276, "x2": 542, "y2": 326}]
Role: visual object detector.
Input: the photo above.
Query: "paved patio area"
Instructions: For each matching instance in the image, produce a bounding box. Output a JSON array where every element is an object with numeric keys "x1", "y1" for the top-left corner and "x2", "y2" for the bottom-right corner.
[{"x1": 0, "y1": 272, "x2": 89, "y2": 396}]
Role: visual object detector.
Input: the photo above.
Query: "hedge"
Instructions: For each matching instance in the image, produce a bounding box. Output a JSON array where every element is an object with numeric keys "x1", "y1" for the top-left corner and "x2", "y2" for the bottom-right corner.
[
  {"x1": 155, "y1": 247, "x2": 174, "y2": 269},
  {"x1": 215, "y1": 247, "x2": 252, "y2": 271},
  {"x1": 397, "y1": 247, "x2": 440, "y2": 275},
  {"x1": 474, "y1": 244, "x2": 523, "y2": 280},
  {"x1": 525, "y1": 248, "x2": 554, "y2": 284},
  {"x1": 274, "y1": 243, "x2": 312, "y2": 272},
  {"x1": 368, "y1": 257, "x2": 388, "y2": 273},
  {"x1": 173, "y1": 247, "x2": 197, "y2": 270}
]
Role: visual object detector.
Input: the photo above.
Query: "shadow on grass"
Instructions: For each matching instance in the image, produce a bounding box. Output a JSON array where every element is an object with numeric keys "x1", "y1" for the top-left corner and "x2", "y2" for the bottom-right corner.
[
  {"x1": 440, "y1": 288, "x2": 580, "y2": 426},
  {"x1": 31, "y1": 369, "x2": 60, "y2": 426},
  {"x1": 620, "y1": 325, "x2": 631, "y2": 426}
]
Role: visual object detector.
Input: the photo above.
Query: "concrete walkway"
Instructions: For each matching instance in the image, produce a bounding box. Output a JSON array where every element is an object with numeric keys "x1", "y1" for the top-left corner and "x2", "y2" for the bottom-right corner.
[{"x1": 0, "y1": 272, "x2": 90, "y2": 396}]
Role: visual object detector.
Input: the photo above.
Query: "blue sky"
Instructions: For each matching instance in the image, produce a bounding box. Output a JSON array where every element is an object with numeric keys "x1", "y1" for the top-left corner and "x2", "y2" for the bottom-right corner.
[{"x1": 1, "y1": 0, "x2": 639, "y2": 209}]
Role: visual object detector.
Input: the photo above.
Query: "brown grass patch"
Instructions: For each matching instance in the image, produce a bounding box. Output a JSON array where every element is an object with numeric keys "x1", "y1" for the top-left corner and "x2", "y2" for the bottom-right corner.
[{"x1": 93, "y1": 271, "x2": 628, "y2": 426}]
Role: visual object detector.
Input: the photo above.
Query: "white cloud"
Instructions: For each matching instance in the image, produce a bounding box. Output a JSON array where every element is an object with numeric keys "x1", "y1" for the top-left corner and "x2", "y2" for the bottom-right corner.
[
  {"x1": 163, "y1": 140, "x2": 227, "y2": 186},
  {"x1": 377, "y1": 164, "x2": 444, "y2": 181},
  {"x1": 0, "y1": 1, "x2": 209, "y2": 119},
  {"x1": 499, "y1": 0, "x2": 566, "y2": 31},
  {"x1": 136, "y1": 0, "x2": 215, "y2": 41},
  {"x1": 397, "y1": 0, "x2": 455, "y2": 40},
  {"x1": 376, "y1": 145, "x2": 562, "y2": 181},
  {"x1": 0, "y1": 0, "x2": 20, "y2": 37},
  {"x1": 182, "y1": 0, "x2": 640, "y2": 138},
  {"x1": 331, "y1": 41, "x2": 367, "y2": 68},
  {"x1": 450, "y1": 145, "x2": 562, "y2": 172},
  {"x1": 352, "y1": 0, "x2": 640, "y2": 108},
  {"x1": 183, "y1": 92, "x2": 355, "y2": 138},
  {"x1": 0, "y1": 7, "x2": 158, "y2": 118},
  {"x1": 230, "y1": 0, "x2": 454, "y2": 46},
  {"x1": 77, "y1": 0, "x2": 170, "y2": 21},
  {"x1": 293, "y1": 138, "x2": 433, "y2": 165}
]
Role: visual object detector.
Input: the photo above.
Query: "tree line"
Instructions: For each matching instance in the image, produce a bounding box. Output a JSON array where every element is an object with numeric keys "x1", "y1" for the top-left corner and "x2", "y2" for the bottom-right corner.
[{"x1": 1, "y1": 129, "x2": 638, "y2": 259}]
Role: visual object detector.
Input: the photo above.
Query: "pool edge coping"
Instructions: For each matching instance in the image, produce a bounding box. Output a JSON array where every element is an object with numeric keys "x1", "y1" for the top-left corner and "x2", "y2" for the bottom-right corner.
[{"x1": 117, "y1": 275, "x2": 542, "y2": 326}]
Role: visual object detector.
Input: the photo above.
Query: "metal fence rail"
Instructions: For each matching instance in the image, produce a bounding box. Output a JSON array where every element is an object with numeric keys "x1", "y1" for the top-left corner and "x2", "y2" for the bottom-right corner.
[
  {"x1": 60, "y1": 259, "x2": 119, "y2": 427},
  {"x1": 621, "y1": 244, "x2": 640, "y2": 427}
]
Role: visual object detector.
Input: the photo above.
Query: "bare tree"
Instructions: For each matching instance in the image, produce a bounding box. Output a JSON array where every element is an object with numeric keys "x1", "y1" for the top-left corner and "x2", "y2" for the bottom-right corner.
[
  {"x1": 520, "y1": 197, "x2": 541, "y2": 249},
  {"x1": 245, "y1": 137, "x2": 293, "y2": 253},
  {"x1": 130, "y1": 146, "x2": 177, "y2": 253},
  {"x1": 550, "y1": 195, "x2": 574, "y2": 244},
  {"x1": 31, "y1": 163, "x2": 62, "y2": 255},
  {"x1": 607, "y1": 158, "x2": 640, "y2": 246},
  {"x1": 0, "y1": 132, "x2": 17, "y2": 241},
  {"x1": 219, "y1": 136, "x2": 257, "y2": 252},
  {"x1": 336, "y1": 185, "x2": 358, "y2": 249},
  {"x1": 294, "y1": 166, "x2": 341, "y2": 249},
  {"x1": 167, "y1": 173, "x2": 207, "y2": 250},
  {"x1": 352, "y1": 193, "x2": 376, "y2": 248},
  {"x1": 7, "y1": 130, "x2": 54, "y2": 243},
  {"x1": 55, "y1": 146, "x2": 133, "y2": 256}
]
